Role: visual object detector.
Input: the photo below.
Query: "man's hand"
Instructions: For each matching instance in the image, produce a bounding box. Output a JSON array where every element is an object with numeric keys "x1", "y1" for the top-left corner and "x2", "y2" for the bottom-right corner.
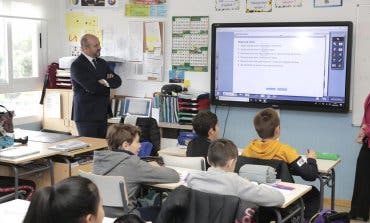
[
  {"x1": 107, "y1": 73, "x2": 114, "y2": 79},
  {"x1": 98, "y1": 79, "x2": 107, "y2": 86},
  {"x1": 148, "y1": 161, "x2": 161, "y2": 167}
]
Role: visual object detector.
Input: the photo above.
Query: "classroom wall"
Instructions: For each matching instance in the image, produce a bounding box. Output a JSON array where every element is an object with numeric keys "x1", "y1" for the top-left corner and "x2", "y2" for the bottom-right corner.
[{"x1": 46, "y1": 0, "x2": 364, "y2": 200}]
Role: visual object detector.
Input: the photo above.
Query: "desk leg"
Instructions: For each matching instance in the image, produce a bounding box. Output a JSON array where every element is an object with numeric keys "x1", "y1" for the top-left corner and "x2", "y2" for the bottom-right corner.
[
  {"x1": 49, "y1": 159, "x2": 55, "y2": 185},
  {"x1": 299, "y1": 198, "x2": 304, "y2": 223},
  {"x1": 319, "y1": 174, "x2": 324, "y2": 211},
  {"x1": 273, "y1": 198, "x2": 304, "y2": 223},
  {"x1": 273, "y1": 209, "x2": 283, "y2": 223},
  {"x1": 12, "y1": 166, "x2": 19, "y2": 199},
  {"x1": 61, "y1": 157, "x2": 72, "y2": 177},
  {"x1": 330, "y1": 169, "x2": 336, "y2": 210}
]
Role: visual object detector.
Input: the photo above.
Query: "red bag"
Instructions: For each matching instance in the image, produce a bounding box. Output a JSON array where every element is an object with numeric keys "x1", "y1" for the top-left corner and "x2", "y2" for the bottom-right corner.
[{"x1": 0, "y1": 105, "x2": 14, "y2": 134}]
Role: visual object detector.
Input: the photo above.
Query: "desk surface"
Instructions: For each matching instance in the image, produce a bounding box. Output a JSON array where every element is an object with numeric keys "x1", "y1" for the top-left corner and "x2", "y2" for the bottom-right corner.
[
  {"x1": 149, "y1": 166, "x2": 203, "y2": 190},
  {"x1": 0, "y1": 137, "x2": 107, "y2": 164},
  {"x1": 0, "y1": 199, "x2": 115, "y2": 223},
  {"x1": 150, "y1": 166, "x2": 311, "y2": 209},
  {"x1": 316, "y1": 158, "x2": 341, "y2": 174},
  {"x1": 272, "y1": 182, "x2": 312, "y2": 208},
  {"x1": 58, "y1": 137, "x2": 107, "y2": 157}
]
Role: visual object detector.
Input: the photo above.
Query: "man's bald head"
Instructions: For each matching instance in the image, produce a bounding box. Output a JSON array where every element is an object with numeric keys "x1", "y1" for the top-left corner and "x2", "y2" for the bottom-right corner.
[{"x1": 80, "y1": 34, "x2": 101, "y2": 58}]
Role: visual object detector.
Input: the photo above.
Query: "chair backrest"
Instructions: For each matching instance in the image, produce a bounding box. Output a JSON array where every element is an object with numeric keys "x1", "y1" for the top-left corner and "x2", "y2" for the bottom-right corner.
[
  {"x1": 138, "y1": 141, "x2": 153, "y2": 157},
  {"x1": 156, "y1": 185, "x2": 258, "y2": 223},
  {"x1": 162, "y1": 155, "x2": 206, "y2": 171},
  {"x1": 235, "y1": 156, "x2": 294, "y2": 183},
  {"x1": 79, "y1": 171, "x2": 129, "y2": 208},
  {"x1": 120, "y1": 116, "x2": 160, "y2": 156}
]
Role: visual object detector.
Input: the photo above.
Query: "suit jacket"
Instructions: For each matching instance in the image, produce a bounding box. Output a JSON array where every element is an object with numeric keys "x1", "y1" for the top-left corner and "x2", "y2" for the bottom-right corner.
[{"x1": 71, "y1": 54, "x2": 122, "y2": 122}]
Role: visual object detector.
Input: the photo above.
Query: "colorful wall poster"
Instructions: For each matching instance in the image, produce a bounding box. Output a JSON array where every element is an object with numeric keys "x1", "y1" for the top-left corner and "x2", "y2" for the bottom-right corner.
[
  {"x1": 169, "y1": 70, "x2": 185, "y2": 83},
  {"x1": 172, "y1": 16, "x2": 209, "y2": 72}
]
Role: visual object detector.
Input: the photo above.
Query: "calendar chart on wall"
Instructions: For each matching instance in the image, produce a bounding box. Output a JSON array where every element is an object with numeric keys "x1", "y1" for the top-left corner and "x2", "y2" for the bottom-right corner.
[{"x1": 171, "y1": 16, "x2": 209, "y2": 72}]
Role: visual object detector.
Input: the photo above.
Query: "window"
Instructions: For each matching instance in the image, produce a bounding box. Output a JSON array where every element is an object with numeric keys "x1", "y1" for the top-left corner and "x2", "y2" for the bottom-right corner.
[
  {"x1": 0, "y1": 18, "x2": 7, "y2": 85},
  {"x1": 12, "y1": 19, "x2": 39, "y2": 79},
  {"x1": 0, "y1": 18, "x2": 43, "y2": 86},
  {"x1": 0, "y1": 1, "x2": 46, "y2": 122}
]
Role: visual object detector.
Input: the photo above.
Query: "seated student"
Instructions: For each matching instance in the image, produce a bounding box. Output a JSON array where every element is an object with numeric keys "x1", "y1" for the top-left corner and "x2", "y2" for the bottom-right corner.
[
  {"x1": 242, "y1": 108, "x2": 320, "y2": 218},
  {"x1": 92, "y1": 124, "x2": 179, "y2": 220},
  {"x1": 186, "y1": 110, "x2": 219, "y2": 169},
  {"x1": 186, "y1": 138, "x2": 284, "y2": 207},
  {"x1": 23, "y1": 176, "x2": 104, "y2": 223}
]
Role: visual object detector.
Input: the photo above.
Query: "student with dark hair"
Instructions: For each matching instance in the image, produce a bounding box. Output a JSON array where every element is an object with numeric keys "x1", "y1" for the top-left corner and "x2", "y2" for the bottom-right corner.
[
  {"x1": 186, "y1": 111, "x2": 219, "y2": 169},
  {"x1": 93, "y1": 123, "x2": 179, "y2": 220},
  {"x1": 242, "y1": 108, "x2": 320, "y2": 219},
  {"x1": 23, "y1": 176, "x2": 104, "y2": 223},
  {"x1": 186, "y1": 138, "x2": 284, "y2": 207}
]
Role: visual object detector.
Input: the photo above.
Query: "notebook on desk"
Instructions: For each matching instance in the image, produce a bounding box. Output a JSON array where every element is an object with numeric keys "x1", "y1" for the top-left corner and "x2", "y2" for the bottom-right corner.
[
  {"x1": 0, "y1": 146, "x2": 40, "y2": 159},
  {"x1": 49, "y1": 140, "x2": 90, "y2": 152}
]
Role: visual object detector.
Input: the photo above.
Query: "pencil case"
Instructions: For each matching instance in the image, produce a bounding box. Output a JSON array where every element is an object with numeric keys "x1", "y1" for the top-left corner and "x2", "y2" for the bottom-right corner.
[{"x1": 317, "y1": 152, "x2": 339, "y2": 160}]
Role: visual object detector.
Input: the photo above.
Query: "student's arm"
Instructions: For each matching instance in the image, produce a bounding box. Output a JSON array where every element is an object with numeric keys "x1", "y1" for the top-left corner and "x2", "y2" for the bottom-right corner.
[
  {"x1": 235, "y1": 177, "x2": 284, "y2": 207},
  {"x1": 133, "y1": 157, "x2": 180, "y2": 183},
  {"x1": 288, "y1": 156, "x2": 319, "y2": 181}
]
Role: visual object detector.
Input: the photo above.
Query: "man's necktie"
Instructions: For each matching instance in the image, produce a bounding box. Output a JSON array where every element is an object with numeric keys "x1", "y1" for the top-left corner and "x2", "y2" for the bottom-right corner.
[{"x1": 92, "y1": 58, "x2": 98, "y2": 68}]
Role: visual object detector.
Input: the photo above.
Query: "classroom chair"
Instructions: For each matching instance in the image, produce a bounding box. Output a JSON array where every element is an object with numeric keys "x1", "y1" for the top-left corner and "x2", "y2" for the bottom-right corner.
[
  {"x1": 120, "y1": 116, "x2": 160, "y2": 156},
  {"x1": 161, "y1": 155, "x2": 206, "y2": 171},
  {"x1": 156, "y1": 185, "x2": 258, "y2": 223},
  {"x1": 79, "y1": 171, "x2": 129, "y2": 218},
  {"x1": 138, "y1": 141, "x2": 153, "y2": 157},
  {"x1": 235, "y1": 156, "x2": 294, "y2": 183},
  {"x1": 0, "y1": 176, "x2": 36, "y2": 203}
]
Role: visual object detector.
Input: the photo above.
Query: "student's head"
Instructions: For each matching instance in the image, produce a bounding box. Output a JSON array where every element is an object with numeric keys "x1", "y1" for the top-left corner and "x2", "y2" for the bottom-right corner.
[
  {"x1": 253, "y1": 108, "x2": 280, "y2": 140},
  {"x1": 81, "y1": 34, "x2": 101, "y2": 58},
  {"x1": 192, "y1": 111, "x2": 219, "y2": 140},
  {"x1": 23, "y1": 176, "x2": 104, "y2": 223},
  {"x1": 207, "y1": 138, "x2": 238, "y2": 172},
  {"x1": 106, "y1": 123, "x2": 141, "y2": 155},
  {"x1": 114, "y1": 214, "x2": 145, "y2": 223}
]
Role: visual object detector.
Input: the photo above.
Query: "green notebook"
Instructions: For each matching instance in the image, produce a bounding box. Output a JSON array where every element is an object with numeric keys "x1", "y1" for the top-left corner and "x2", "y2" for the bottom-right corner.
[{"x1": 317, "y1": 152, "x2": 339, "y2": 160}]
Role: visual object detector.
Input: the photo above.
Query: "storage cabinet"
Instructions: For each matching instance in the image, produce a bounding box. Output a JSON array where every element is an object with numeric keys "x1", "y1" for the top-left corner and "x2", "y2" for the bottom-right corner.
[{"x1": 42, "y1": 89, "x2": 78, "y2": 135}]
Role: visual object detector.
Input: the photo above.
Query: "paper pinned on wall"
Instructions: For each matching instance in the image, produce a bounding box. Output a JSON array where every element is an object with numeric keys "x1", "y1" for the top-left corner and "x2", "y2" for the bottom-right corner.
[
  {"x1": 127, "y1": 21, "x2": 164, "y2": 81},
  {"x1": 144, "y1": 52, "x2": 163, "y2": 79},
  {"x1": 314, "y1": 0, "x2": 342, "y2": 7},
  {"x1": 246, "y1": 0, "x2": 272, "y2": 13},
  {"x1": 215, "y1": 0, "x2": 240, "y2": 11},
  {"x1": 150, "y1": 4, "x2": 168, "y2": 17},
  {"x1": 275, "y1": 0, "x2": 302, "y2": 8},
  {"x1": 145, "y1": 22, "x2": 161, "y2": 51},
  {"x1": 127, "y1": 61, "x2": 144, "y2": 76},
  {"x1": 44, "y1": 92, "x2": 61, "y2": 119},
  {"x1": 125, "y1": 4, "x2": 150, "y2": 17},
  {"x1": 65, "y1": 12, "x2": 102, "y2": 49},
  {"x1": 128, "y1": 21, "x2": 144, "y2": 61}
]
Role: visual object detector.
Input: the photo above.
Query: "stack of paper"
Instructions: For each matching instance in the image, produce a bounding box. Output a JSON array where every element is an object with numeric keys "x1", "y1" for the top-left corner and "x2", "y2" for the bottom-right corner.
[{"x1": 49, "y1": 140, "x2": 90, "y2": 152}]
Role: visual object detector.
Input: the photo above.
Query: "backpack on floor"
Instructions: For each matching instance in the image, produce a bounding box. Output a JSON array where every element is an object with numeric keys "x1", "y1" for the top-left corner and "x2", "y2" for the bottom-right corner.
[{"x1": 309, "y1": 210, "x2": 350, "y2": 223}]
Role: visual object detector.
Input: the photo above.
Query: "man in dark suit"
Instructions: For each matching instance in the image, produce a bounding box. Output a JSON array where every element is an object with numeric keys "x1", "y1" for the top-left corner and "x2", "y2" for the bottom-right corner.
[{"x1": 71, "y1": 34, "x2": 122, "y2": 138}]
